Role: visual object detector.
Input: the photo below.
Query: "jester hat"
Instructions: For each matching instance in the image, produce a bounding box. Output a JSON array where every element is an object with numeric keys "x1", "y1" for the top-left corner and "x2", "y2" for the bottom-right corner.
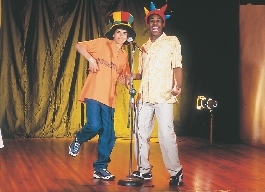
[
  {"x1": 105, "y1": 11, "x2": 136, "y2": 44},
  {"x1": 144, "y1": 2, "x2": 171, "y2": 25}
]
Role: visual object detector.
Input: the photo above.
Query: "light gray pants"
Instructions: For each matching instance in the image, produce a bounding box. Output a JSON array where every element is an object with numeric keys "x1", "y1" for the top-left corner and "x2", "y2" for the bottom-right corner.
[{"x1": 134, "y1": 102, "x2": 182, "y2": 176}]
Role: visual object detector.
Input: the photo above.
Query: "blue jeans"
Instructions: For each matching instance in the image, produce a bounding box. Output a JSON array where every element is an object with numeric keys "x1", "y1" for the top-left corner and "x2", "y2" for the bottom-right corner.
[{"x1": 77, "y1": 99, "x2": 116, "y2": 170}]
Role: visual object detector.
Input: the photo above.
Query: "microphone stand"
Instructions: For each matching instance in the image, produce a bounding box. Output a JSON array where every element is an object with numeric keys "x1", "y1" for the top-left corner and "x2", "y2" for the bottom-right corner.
[
  {"x1": 118, "y1": 43, "x2": 143, "y2": 187},
  {"x1": 132, "y1": 42, "x2": 142, "y2": 53}
]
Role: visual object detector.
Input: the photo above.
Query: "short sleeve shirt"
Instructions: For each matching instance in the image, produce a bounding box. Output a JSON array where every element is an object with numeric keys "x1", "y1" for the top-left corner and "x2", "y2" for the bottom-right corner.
[
  {"x1": 138, "y1": 33, "x2": 182, "y2": 103},
  {"x1": 78, "y1": 38, "x2": 130, "y2": 108}
]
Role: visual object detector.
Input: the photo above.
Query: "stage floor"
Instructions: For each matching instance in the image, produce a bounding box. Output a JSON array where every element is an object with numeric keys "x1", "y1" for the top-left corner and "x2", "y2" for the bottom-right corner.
[{"x1": 0, "y1": 136, "x2": 265, "y2": 191}]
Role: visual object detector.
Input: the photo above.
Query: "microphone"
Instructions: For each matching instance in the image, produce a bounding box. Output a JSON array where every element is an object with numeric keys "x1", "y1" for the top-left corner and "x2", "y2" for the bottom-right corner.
[
  {"x1": 127, "y1": 37, "x2": 142, "y2": 52},
  {"x1": 127, "y1": 37, "x2": 134, "y2": 43}
]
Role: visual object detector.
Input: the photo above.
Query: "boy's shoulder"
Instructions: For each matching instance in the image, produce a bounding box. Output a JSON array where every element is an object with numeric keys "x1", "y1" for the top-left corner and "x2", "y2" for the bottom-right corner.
[
  {"x1": 163, "y1": 35, "x2": 181, "y2": 46},
  {"x1": 91, "y1": 37, "x2": 109, "y2": 42},
  {"x1": 164, "y1": 35, "x2": 179, "y2": 41},
  {"x1": 85, "y1": 37, "x2": 112, "y2": 47}
]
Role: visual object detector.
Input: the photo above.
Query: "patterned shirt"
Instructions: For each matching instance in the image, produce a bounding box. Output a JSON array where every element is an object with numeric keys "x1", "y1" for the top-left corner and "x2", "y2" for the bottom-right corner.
[{"x1": 138, "y1": 33, "x2": 182, "y2": 103}]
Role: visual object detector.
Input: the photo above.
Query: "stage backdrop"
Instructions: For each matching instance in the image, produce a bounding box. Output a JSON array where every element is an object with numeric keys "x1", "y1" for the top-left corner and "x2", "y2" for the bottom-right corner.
[{"x1": 0, "y1": 0, "x2": 240, "y2": 143}]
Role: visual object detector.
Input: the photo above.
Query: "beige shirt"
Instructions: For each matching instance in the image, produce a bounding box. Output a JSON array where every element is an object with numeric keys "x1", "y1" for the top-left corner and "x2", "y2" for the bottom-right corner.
[{"x1": 138, "y1": 33, "x2": 182, "y2": 103}]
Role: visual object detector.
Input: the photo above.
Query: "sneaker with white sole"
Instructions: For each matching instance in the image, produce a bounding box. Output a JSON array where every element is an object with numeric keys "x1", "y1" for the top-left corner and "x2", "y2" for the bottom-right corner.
[
  {"x1": 69, "y1": 136, "x2": 82, "y2": 157},
  {"x1": 93, "y1": 169, "x2": 115, "y2": 181},
  {"x1": 169, "y1": 169, "x2": 183, "y2": 186},
  {"x1": 131, "y1": 170, "x2": 152, "y2": 180}
]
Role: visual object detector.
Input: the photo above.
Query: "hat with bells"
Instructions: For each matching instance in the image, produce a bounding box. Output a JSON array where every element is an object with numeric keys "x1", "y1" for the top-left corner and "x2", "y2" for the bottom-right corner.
[{"x1": 105, "y1": 11, "x2": 136, "y2": 45}]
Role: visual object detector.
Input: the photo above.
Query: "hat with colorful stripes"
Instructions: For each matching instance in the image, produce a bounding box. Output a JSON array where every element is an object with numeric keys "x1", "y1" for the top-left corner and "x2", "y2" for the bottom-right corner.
[{"x1": 105, "y1": 11, "x2": 136, "y2": 44}]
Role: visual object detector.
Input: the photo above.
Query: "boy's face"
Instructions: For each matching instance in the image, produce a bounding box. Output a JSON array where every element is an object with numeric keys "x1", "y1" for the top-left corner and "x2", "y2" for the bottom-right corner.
[
  {"x1": 113, "y1": 28, "x2": 128, "y2": 45},
  {"x1": 147, "y1": 14, "x2": 165, "y2": 37}
]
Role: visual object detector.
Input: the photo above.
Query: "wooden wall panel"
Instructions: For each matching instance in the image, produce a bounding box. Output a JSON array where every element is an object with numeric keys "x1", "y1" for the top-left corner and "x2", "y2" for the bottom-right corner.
[{"x1": 239, "y1": 5, "x2": 265, "y2": 148}]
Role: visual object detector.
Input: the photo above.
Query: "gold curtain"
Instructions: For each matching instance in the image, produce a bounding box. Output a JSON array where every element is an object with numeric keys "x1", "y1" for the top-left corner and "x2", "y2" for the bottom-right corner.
[
  {"x1": 0, "y1": 0, "x2": 154, "y2": 138},
  {"x1": 2, "y1": 0, "x2": 236, "y2": 140},
  {"x1": 0, "y1": 0, "x2": 239, "y2": 142}
]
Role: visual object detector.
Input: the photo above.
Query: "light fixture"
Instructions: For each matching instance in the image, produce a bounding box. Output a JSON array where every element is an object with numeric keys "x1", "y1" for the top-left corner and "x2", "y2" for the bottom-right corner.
[
  {"x1": 196, "y1": 96, "x2": 218, "y2": 146},
  {"x1": 196, "y1": 96, "x2": 218, "y2": 111}
]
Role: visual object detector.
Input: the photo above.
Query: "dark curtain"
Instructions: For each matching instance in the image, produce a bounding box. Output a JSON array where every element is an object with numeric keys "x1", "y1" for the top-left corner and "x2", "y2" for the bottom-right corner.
[{"x1": 0, "y1": 0, "x2": 240, "y2": 143}]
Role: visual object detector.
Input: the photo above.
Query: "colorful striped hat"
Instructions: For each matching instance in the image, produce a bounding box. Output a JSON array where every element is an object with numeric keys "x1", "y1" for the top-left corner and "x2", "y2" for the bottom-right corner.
[{"x1": 105, "y1": 11, "x2": 136, "y2": 44}]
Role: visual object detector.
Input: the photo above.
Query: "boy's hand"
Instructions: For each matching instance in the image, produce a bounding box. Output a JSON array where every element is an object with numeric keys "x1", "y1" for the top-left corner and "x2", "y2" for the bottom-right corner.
[
  {"x1": 125, "y1": 74, "x2": 132, "y2": 89},
  {"x1": 88, "y1": 59, "x2": 99, "y2": 73},
  {"x1": 171, "y1": 85, "x2": 181, "y2": 97}
]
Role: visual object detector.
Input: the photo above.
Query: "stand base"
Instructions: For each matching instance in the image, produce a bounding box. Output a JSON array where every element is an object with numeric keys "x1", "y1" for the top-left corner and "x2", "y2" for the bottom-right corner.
[{"x1": 118, "y1": 177, "x2": 143, "y2": 186}]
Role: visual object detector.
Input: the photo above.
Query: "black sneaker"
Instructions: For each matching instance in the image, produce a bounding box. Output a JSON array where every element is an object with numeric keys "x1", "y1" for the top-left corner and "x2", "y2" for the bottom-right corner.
[
  {"x1": 93, "y1": 169, "x2": 115, "y2": 181},
  {"x1": 131, "y1": 170, "x2": 152, "y2": 180},
  {"x1": 169, "y1": 169, "x2": 183, "y2": 186},
  {"x1": 69, "y1": 136, "x2": 82, "y2": 157}
]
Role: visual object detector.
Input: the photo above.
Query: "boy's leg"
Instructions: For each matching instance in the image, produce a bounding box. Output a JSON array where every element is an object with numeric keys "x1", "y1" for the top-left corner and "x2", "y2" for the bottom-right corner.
[
  {"x1": 155, "y1": 103, "x2": 183, "y2": 185},
  {"x1": 77, "y1": 99, "x2": 102, "y2": 142},
  {"x1": 134, "y1": 103, "x2": 155, "y2": 175},
  {"x1": 93, "y1": 102, "x2": 115, "y2": 170},
  {"x1": 69, "y1": 99, "x2": 101, "y2": 157}
]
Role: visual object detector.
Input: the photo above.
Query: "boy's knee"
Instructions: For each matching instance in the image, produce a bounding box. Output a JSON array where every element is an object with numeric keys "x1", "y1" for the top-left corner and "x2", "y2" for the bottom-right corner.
[
  {"x1": 83, "y1": 122, "x2": 101, "y2": 133},
  {"x1": 91, "y1": 123, "x2": 102, "y2": 132}
]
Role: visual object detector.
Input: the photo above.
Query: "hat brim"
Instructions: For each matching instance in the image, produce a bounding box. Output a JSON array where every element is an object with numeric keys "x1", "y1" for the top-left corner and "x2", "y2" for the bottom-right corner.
[{"x1": 105, "y1": 24, "x2": 136, "y2": 45}]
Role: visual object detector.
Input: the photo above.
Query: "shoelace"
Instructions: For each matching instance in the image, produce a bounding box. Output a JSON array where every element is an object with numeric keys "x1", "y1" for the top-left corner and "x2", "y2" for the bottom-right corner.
[
  {"x1": 73, "y1": 142, "x2": 81, "y2": 152},
  {"x1": 101, "y1": 169, "x2": 111, "y2": 176}
]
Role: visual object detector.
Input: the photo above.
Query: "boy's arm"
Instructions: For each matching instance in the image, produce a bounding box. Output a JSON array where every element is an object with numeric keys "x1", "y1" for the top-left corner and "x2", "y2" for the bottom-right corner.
[
  {"x1": 125, "y1": 73, "x2": 142, "y2": 89},
  {"x1": 133, "y1": 73, "x2": 142, "y2": 80},
  {"x1": 75, "y1": 43, "x2": 99, "y2": 73},
  {"x1": 174, "y1": 67, "x2": 183, "y2": 88},
  {"x1": 171, "y1": 67, "x2": 183, "y2": 96}
]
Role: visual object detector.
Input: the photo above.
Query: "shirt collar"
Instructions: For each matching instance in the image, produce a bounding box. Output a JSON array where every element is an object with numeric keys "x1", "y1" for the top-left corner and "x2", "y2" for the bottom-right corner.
[
  {"x1": 109, "y1": 39, "x2": 125, "y2": 53},
  {"x1": 148, "y1": 32, "x2": 166, "y2": 44}
]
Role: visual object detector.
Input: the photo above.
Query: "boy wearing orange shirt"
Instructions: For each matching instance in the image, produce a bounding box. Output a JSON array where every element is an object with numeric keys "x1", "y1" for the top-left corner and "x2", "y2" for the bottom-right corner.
[{"x1": 69, "y1": 11, "x2": 136, "y2": 181}]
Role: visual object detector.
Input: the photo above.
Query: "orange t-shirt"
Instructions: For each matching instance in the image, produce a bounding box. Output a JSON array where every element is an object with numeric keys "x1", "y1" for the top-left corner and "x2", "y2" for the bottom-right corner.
[{"x1": 78, "y1": 38, "x2": 130, "y2": 108}]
